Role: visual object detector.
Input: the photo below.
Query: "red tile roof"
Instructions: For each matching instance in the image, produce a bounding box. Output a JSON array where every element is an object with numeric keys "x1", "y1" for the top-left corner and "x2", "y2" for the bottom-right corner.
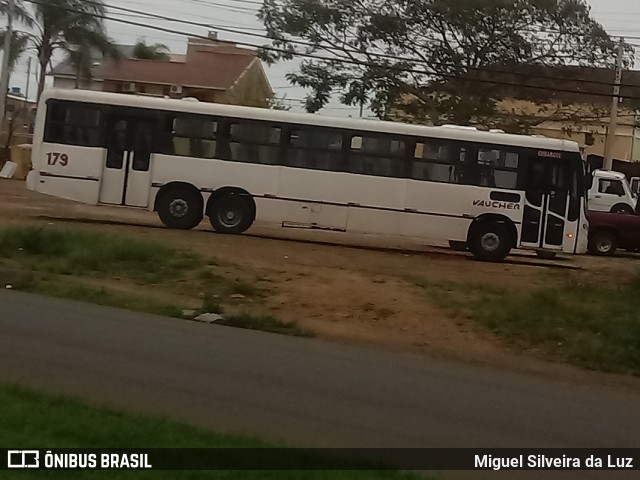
[{"x1": 95, "y1": 48, "x2": 257, "y2": 90}]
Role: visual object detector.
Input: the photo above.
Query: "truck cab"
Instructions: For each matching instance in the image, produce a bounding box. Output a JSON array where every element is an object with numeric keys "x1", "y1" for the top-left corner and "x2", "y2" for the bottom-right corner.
[{"x1": 587, "y1": 170, "x2": 637, "y2": 214}]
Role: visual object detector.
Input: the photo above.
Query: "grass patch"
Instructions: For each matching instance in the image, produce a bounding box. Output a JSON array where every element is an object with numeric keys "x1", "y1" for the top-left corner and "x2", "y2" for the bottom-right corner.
[
  {"x1": 0, "y1": 227, "x2": 198, "y2": 283},
  {"x1": 220, "y1": 313, "x2": 313, "y2": 337},
  {"x1": 198, "y1": 291, "x2": 225, "y2": 315},
  {"x1": 416, "y1": 276, "x2": 640, "y2": 374},
  {"x1": 0, "y1": 227, "x2": 306, "y2": 339},
  {"x1": 0, "y1": 268, "x2": 184, "y2": 318},
  {"x1": 0, "y1": 384, "x2": 421, "y2": 480}
]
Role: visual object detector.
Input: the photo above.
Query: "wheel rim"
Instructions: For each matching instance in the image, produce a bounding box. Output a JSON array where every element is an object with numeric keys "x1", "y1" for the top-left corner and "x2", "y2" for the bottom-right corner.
[
  {"x1": 217, "y1": 204, "x2": 242, "y2": 228},
  {"x1": 480, "y1": 232, "x2": 500, "y2": 253},
  {"x1": 169, "y1": 199, "x2": 189, "y2": 218},
  {"x1": 596, "y1": 237, "x2": 612, "y2": 253}
]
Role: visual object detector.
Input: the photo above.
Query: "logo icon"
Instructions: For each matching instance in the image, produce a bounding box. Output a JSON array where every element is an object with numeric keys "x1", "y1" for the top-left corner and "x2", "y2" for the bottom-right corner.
[{"x1": 7, "y1": 450, "x2": 40, "y2": 469}]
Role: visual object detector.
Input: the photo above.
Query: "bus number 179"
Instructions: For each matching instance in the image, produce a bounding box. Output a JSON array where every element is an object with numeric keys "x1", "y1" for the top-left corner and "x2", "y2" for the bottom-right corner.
[{"x1": 46, "y1": 152, "x2": 69, "y2": 166}]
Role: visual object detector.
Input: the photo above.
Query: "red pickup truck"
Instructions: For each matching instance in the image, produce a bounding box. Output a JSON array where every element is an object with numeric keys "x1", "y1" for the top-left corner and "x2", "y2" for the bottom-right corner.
[{"x1": 588, "y1": 210, "x2": 640, "y2": 255}]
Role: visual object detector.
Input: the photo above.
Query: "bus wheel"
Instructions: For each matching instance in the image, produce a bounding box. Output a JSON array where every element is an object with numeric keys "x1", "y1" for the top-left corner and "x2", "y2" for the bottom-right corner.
[
  {"x1": 468, "y1": 222, "x2": 512, "y2": 262},
  {"x1": 157, "y1": 186, "x2": 204, "y2": 230},
  {"x1": 208, "y1": 193, "x2": 255, "y2": 234}
]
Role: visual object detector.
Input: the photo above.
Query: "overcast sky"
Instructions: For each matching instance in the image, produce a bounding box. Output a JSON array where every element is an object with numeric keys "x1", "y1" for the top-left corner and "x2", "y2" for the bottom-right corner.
[{"x1": 6, "y1": 0, "x2": 640, "y2": 117}]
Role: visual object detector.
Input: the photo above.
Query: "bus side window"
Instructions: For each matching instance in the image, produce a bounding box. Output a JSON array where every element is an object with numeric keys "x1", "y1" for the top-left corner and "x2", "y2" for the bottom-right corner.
[
  {"x1": 287, "y1": 128, "x2": 343, "y2": 171},
  {"x1": 412, "y1": 141, "x2": 454, "y2": 183},
  {"x1": 106, "y1": 120, "x2": 128, "y2": 169},
  {"x1": 159, "y1": 117, "x2": 176, "y2": 155},
  {"x1": 349, "y1": 135, "x2": 405, "y2": 178},
  {"x1": 44, "y1": 101, "x2": 102, "y2": 147},
  {"x1": 169, "y1": 115, "x2": 217, "y2": 159},
  {"x1": 229, "y1": 123, "x2": 281, "y2": 165},
  {"x1": 476, "y1": 149, "x2": 518, "y2": 189}
]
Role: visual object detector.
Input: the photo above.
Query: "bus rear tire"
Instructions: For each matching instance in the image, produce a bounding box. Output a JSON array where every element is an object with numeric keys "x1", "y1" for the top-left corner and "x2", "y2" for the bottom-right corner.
[
  {"x1": 468, "y1": 222, "x2": 512, "y2": 262},
  {"x1": 208, "y1": 193, "x2": 255, "y2": 234},
  {"x1": 157, "y1": 186, "x2": 204, "y2": 230}
]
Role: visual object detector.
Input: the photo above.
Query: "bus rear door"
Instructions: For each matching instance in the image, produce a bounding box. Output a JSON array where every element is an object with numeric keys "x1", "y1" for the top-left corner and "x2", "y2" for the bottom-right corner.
[{"x1": 99, "y1": 114, "x2": 155, "y2": 207}]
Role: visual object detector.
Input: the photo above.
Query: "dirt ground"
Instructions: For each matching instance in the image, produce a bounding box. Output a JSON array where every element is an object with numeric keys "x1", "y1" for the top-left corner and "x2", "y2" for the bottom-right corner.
[{"x1": 2, "y1": 178, "x2": 639, "y2": 387}]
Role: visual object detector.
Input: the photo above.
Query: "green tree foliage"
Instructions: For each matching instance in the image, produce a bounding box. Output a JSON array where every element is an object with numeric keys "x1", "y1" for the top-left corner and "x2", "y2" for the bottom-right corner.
[
  {"x1": 0, "y1": 30, "x2": 30, "y2": 76},
  {"x1": 0, "y1": 0, "x2": 118, "y2": 100},
  {"x1": 259, "y1": 0, "x2": 627, "y2": 127},
  {"x1": 132, "y1": 39, "x2": 170, "y2": 61}
]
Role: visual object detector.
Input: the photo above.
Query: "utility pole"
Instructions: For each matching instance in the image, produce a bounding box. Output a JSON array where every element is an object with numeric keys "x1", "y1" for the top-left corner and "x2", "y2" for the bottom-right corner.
[
  {"x1": 25, "y1": 57, "x2": 31, "y2": 100},
  {"x1": 603, "y1": 38, "x2": 625, "y2": 171},
  {"x1": 0, "y1": 0, "x2": 14, "y2": 120}
]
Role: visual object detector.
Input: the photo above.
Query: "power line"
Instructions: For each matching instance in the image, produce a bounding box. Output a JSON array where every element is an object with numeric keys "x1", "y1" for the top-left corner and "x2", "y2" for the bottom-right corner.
[{"x1": 22, "y1": 0, "x2": 640, "y2": 101}]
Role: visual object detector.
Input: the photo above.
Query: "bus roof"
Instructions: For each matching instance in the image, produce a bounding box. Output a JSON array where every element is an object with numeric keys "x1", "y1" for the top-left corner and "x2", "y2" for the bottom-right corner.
[{"x1": 40, "y1": 88, "x2": 580, "y2": 153}]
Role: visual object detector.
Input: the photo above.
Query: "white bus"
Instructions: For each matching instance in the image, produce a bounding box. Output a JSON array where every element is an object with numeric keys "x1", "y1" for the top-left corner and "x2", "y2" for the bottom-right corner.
[{"x1": 28, "y1": 88, "x2": 589, "y2": 262}]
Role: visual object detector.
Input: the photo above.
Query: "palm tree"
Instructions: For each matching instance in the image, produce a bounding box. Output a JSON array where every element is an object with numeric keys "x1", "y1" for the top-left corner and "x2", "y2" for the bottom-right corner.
[
  {"x1": 0, "y1": 30, "x2": 30, "y2": 78},
  {"x1": 1, "y1": 0, "x2": 118, "y2": 101},
  {"x1": 0, "y1": 1, "x2": 34, "y2": 87},
  {"x1": 132, "y1": 39, "x2": 170, "y2": 61}
]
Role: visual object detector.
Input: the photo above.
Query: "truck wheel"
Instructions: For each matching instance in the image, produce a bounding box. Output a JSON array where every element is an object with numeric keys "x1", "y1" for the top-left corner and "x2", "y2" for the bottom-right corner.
[
  {"x1": 588, "y1": 231, "x2": 617, "y2": 256},
  {"x1": 157, "y1": 186, "x2": 204, "y2": 230},
  {"x1": 468, "y1": 222, "x2": 512, "y2": 262},
  {"x1": 611, "y1": 203, "x2": 633, "y2": 215}
]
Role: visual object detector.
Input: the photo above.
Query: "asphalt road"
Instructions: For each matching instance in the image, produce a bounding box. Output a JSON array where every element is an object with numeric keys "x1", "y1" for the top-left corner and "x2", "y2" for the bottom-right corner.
[{"x1": 1, "y1": 290, "x2": 639, "y2": 479}]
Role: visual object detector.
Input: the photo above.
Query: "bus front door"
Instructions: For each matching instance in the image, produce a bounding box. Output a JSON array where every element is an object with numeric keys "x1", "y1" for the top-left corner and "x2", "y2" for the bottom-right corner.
[
  {"x1": 520, "y1": 158, "x2": 570, "y2": 251},
  {"x1": 99, "y1": 117, "x2": 155, "y2": 207}
]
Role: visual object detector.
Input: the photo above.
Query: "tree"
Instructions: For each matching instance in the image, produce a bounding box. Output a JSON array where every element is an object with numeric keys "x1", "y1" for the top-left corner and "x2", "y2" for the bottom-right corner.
[
  {"x1": 0, "y1": 1, "x2": 34, "y2": 87},
  {"x1": 132, "y1": 39, "x2": 170, "y2": 61},
  {"x1": 1, "y1": 0, "x2": 118, "y2": 101},
  {"x1": 0, "y1": 30, "x2": 30, "y2": 77},
  {"x1": 259, "y1": 0, "x2": 628, "y2": 130}
]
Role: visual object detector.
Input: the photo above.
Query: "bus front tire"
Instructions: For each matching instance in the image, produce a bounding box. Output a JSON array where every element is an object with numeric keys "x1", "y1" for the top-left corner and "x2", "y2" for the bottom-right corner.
[
  {"x1": 468, "y1": 222, "x2": 512, "y2": 262},
  {"x1": 208, "y1": 193, "x2": 255, "y2": 234},
  {"x1": 157, "y1": 187, "x2": 204, "y2": 230}
]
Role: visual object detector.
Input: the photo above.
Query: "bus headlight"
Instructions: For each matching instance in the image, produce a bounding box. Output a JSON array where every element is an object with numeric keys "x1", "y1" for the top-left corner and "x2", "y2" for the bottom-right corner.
[{"x1": 567, "y1": 233, "x2": 575, "y2": 239}]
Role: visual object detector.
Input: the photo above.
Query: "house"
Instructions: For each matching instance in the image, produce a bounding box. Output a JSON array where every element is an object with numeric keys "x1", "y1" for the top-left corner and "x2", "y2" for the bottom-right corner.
[
  {"x1": 491, "y1": 66, "x2": 640, "y2": 162},
  {"x1": 50, "y1": 33, "x2": 274, "y2": 108},
  {"x1": 391, "y1": 65, "x2": 640, "y2": 161}
]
